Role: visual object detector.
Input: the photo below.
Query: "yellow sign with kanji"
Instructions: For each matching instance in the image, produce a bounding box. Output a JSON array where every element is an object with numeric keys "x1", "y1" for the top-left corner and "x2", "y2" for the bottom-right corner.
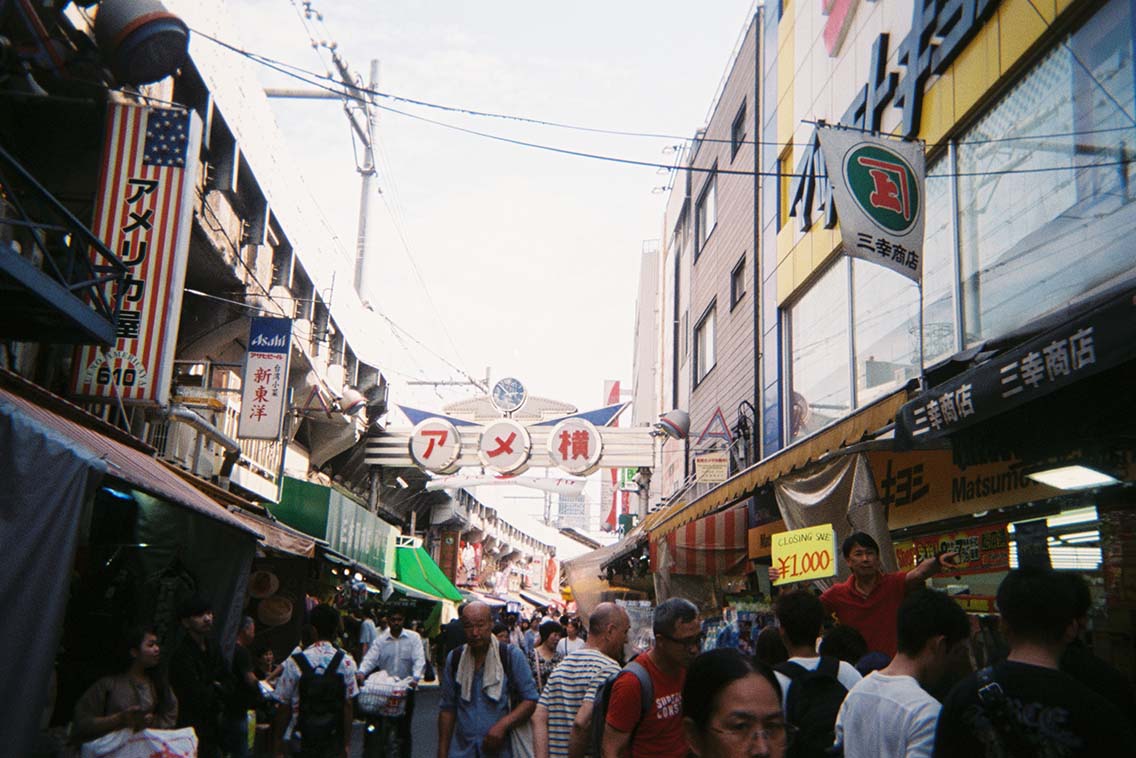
[{"x1": 772, "y1": 524, "x2": 837, "y2": 586}]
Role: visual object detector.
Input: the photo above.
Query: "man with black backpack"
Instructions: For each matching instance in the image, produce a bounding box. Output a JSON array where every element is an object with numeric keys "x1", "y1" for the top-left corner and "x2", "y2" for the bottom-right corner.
[
  {"x1": 273, "y1": 604, "x2": 359, "y2": 758},
  {"x1": 773, "y1": 590, "x2": 861, "y2": 758}
]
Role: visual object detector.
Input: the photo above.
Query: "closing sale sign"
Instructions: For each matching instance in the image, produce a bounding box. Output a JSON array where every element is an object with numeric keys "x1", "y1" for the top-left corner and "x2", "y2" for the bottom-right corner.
[{"x1": 771, "y1": 524, "x2": 837, "y2": 585}]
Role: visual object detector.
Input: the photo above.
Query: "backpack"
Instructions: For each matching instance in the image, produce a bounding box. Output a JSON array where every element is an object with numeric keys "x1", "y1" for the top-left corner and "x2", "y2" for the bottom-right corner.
[
  {"x1": 292, "y1": 649, "x2": 346, "y2": 750},
  {"x1": 589, "y1": 660, "x2": 652, "y2": 758},
  {"x1": 775, "y1": 657, "x2": 848, "y2": 758}
]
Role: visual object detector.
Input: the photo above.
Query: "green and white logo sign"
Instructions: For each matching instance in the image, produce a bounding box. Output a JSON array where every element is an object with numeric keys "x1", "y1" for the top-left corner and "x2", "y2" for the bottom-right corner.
[
  {"x1": 843, "y1": 144, "x2": 920, "y2": 234},
  {"x1": 818, "y1": 126, "x2": 926, "y2": 284}
]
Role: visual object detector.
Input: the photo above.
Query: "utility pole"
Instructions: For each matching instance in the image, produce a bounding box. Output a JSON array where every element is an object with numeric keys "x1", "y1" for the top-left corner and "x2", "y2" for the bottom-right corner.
[{"x1": 265, "y1": 56, "x2": 380, "y2": 301}]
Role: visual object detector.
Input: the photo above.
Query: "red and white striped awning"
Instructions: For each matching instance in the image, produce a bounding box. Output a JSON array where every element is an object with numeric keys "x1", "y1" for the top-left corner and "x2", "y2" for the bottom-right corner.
[{"x1": 650, "y1": 504, "x2": 748, "y2": 576}]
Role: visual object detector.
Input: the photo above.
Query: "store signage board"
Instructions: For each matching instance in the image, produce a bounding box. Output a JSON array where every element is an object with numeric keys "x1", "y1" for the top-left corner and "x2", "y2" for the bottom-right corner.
[
  {"x1": 818, "y1": 126, "x2": 925, "y2": 283},
  {"x1": 894, "y1": 523, "x2": 1009, "y2": 576},
  {"x1": 748, "y1": 519, "x2": 789, "y2": 559},
  {"x1": 896, "y1": 287, "x2": 1136, "y2": 445},
  {"x1": 72, "y1": 104, "x2": 203, "y2": 404},
  {"x1": 237, "y1": 317, "x2": 292, "y2": 439},
  {"x1": 696, "y1": 453, "x2": 730, "y2": 483},
  {"x1": 772, "y1": 524, "x2": 837, "y2": 585},
  {"x1": 546, "y1": 418, "x2": 603, "y2": 475},
  {"x1": 867, "y1": 448, "x2": 1065, "y2": 530},
  {"x1": 409, "y1": 417, "x2": 463, "y2": 473},
  {"x1": 478, "y1": 419, "x2": 531, "y2": 474}
]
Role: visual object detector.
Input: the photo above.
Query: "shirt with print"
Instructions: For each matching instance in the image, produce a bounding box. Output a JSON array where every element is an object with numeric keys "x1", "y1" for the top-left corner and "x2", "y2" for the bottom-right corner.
[
  {"x1": 274, "y1": 641, "x2": 359, "y2": 740},
  {"x1": 820, "y1": 571, "x2": 907, "y2": 656},
  {"x1": 538, "y1": 648, "x2": 621, "y2": 758},
  {"x1": 933, "y1": 660, "x2": 1134, "y2": 758},
  {"x1": 605, "y1": 652, "x2": 686, "y2": 758},
  {"x1": 439, "y1": 643, "x2": 540, "y2": 758}
]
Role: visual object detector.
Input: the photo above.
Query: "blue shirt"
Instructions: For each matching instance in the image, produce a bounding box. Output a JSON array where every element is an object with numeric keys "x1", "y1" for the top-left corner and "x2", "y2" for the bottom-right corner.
[{"x1": 440, "y1": 643, "x2": 539, "y2": 758}]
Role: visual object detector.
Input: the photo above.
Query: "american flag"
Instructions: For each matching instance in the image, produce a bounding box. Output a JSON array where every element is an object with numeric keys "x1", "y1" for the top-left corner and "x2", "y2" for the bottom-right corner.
[{"x1": 71, "y1": 103, "x2": 200, "y2": 404}]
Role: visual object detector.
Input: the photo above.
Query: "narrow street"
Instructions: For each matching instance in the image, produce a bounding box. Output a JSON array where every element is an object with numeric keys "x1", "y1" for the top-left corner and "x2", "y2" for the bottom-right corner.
[{"x1": 350, "y1": 684, "x2": 440, "y2": 758}]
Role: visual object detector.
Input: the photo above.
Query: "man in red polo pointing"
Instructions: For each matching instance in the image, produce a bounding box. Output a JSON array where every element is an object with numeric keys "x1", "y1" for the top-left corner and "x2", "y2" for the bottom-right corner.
[{"x1": 771, "y1": 531, "x2": 958, "y2": 658}]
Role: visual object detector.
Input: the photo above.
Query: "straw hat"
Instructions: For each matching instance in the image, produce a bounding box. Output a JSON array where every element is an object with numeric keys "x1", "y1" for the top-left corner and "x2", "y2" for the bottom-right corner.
[
  {"x1": 248, "y1": 570, "x2": 280, "y2": 599},
  {"x1": 258, "y1": 595, "x2": 294, "y2": 627}
]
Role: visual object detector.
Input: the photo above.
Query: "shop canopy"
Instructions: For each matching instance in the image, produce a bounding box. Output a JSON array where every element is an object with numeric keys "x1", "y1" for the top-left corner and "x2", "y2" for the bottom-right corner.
[
  {"x1": 650, "y1": 503, "x2": 748, "y2": 576},
  {"x1": 395, "y1": 543, "x2": 464, "y2": 602},
  {"x1": 519, "y1": 589, "x2": 563, "y2": 610}
]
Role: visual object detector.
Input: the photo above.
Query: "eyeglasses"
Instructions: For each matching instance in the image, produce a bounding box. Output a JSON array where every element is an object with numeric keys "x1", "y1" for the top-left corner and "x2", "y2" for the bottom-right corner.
[
  {"x1": 658, "y1": 632, "x2": 705, "y2": 649},
  {"x1": 710, "y1": 720, "x2": 797, "y2": 746}
]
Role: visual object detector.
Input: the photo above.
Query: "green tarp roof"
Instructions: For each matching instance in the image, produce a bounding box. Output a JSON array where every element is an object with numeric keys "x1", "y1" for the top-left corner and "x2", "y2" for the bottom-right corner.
[{"x1": 394, "y1": 545, "x2": 463, "y2": 602}]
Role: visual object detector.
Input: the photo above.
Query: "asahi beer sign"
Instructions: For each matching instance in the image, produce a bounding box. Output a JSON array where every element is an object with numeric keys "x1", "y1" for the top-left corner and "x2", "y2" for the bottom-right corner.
[
  {"x1": 818, "y1": 127, "x2": 925, "y2": 283},
  {"x1": 238, "y1": 317, "x2": 292, "y2": 439}
]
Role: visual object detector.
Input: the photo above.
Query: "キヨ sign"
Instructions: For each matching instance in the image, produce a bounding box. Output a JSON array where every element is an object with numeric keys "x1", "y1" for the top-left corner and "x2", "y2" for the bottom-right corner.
[
  {"x1": 237, "y1": 317, "x2": 292, "y2": 439},
  {"x1": 772, "y1": 524, "x2": 837, "y2": 585}
]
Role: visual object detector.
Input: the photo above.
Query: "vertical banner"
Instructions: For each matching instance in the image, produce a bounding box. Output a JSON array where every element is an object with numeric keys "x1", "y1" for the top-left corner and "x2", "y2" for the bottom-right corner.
[
  {"x1": 72, "y1": 104, "x2": 203, "y2": 404},
  {"x1": 817, "y1": 126, "x2": 925, "y2": 283},
  {"x1": 437, "y1": 530, "x2": 461, "y2": 583},
  {"x1": 238, "y1": 317, "x2": 292, "y2": 439},
  {"x1": 601, "y1": 380, "x2": 621, "y2": 531}
]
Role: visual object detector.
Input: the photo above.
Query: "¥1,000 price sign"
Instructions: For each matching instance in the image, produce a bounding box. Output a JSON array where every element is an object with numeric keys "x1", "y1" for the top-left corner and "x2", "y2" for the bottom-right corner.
[{"x1": 772, "y1": 524, "x2": 837, "y2": 586}]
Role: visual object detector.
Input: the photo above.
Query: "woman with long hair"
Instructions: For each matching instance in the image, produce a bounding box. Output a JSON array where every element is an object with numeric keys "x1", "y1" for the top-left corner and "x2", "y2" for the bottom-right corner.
[
  {"x1": 529, "y1": 620, "x2": 564, "y2": 692},
  {"x1": 682, "y1": 647, "x2": 794, "y2": 758},
  {"x1": 72, "y1": 626, "x2": 178, "y2": 741}
]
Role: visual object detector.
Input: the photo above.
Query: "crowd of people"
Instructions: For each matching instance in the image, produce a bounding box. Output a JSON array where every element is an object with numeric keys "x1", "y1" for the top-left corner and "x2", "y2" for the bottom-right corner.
[{"x1": 434, "y1": 533, "x2": 1134, "y2": 758}]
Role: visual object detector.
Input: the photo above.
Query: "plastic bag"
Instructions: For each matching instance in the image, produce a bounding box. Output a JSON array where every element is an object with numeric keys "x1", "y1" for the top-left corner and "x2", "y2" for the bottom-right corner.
[
  {"x1": 357, "y1": 671, "x2": 411, "y2": 717},
  {"x1": 79, "y1": 727, "x2": 198, "y2": 758}
]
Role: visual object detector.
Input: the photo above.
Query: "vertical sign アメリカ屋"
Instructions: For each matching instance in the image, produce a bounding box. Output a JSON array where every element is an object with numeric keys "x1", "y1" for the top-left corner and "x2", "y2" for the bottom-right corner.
[{"x1": 71, "y1": 104, "x2": 202, "y2": 404}]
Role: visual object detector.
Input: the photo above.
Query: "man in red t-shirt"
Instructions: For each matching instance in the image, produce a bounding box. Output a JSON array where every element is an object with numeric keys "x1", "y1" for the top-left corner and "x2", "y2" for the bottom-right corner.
[
  {"x1": 772, "y1": 532, "x2": 958, "y2": 657},
  {"x1": 602, "y1": 598, "x2": 700, "y2": 758}
]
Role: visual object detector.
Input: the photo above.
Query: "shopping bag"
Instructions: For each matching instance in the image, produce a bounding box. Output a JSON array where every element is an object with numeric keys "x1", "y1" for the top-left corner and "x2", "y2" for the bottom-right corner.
[{"x1": 80, "y1": 727, "x2": 198, "y2": 758}]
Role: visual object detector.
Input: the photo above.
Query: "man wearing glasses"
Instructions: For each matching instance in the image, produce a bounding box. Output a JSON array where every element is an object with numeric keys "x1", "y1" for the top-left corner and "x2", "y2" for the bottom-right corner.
[{"x1": 602, "y1": 598, "x2": 701, "y2": 758}]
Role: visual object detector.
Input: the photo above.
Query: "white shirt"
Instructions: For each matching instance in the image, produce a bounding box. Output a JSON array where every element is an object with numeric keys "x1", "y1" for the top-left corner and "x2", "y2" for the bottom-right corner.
[
  {"x1": 773, "y1": 656, "x2": 862, "y2": 715},
  {"x1": 834, "y1": 672, "x2": 941, "y2": 758},
  {"x1": 358, "y1": 627, "x2": 426, "y2": 683},
  {"x1": 555, "y1": 636, "x2": 585, "y2": 657}
]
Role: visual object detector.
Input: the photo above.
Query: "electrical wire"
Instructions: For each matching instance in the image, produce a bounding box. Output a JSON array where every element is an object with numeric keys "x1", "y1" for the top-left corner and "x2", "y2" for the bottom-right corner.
[{"x1": 192, "y1": 28, "x2": 1136, "y2": 182}]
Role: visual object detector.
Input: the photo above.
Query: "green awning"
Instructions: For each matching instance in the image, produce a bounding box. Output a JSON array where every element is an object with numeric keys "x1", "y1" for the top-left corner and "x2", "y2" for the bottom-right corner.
[{"x1": 394, "y1": 545, "x2": 463, "y2": 602}]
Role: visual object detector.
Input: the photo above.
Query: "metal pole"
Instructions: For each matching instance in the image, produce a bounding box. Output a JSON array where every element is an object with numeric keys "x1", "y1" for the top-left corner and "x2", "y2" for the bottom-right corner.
[{"x1": 354, "y1": 60, "x2": 380, "y2": 297}]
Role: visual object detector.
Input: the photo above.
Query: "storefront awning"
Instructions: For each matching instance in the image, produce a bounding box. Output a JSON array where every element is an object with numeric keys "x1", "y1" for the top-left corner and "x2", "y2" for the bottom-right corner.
[
  {"x1": 644, "y1": 388, "x2": 910, "y2": 539},
  {"x1": 519, "y1": 589, "x2": 562, "y2": 610},
  {"x1": 896, "y1": 283, "x2": 1136, "y2": 446},
  {"x1": 228, "y1": 508, "x2": 317, "y2": 558},
  {"x1": 395, "y1": 544, "x2": 464, "y2": 602},
  {"x1": 0, "y1": 383, "x2": 257, "y2": 536},
  {"x1": 461, "y1": 589, "x2": 507, "y2": 608},
  {"x1": 650, "y1": 504, "x2": 748, "y2": 576}
]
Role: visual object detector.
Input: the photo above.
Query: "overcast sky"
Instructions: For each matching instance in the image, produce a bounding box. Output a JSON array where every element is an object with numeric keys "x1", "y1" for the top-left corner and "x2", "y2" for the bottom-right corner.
[{"x1": 221, "y1": 0, "x2": 756, "y2": 551}]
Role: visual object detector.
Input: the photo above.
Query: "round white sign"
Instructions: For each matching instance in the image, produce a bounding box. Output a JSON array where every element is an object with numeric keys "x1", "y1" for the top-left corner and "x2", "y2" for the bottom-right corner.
[
  {"x1": 408, "y1": 418, "x2": 463, "y2": 473},
  {"x1": 478, "y1": 419, "x2": 531, "y2": 474},
  {"x1": 547, "y1": 418, "x2": 603, "y2": 476}
]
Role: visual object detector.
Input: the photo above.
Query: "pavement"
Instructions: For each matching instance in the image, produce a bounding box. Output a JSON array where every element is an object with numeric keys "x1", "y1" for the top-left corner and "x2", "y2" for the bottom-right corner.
[{"x1": 349, "y1": 682, "x2": 440, "y2": 757}]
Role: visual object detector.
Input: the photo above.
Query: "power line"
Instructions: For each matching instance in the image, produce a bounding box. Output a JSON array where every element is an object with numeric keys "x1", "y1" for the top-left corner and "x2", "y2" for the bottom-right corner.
[{"x1": 192, "y1": 28, "x2": 1136, "y2": 182}]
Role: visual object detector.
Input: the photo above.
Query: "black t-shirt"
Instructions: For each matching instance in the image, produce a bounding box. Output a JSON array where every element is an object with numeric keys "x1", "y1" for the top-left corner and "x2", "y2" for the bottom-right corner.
[
  {"x1": 1060, "y1": 640, "x2": 1136, "y2": 724},
  {"x1": 224, "y1": 643, "x2": 260, "y2": 715},
  {"x1": 934, "y1": 661, "x2": 1135, "y2": 758}
]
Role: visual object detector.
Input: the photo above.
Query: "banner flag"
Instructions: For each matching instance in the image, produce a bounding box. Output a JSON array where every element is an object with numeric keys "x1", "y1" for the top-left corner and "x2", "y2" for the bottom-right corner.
[
  {"x1": 238, "y1": 317, "x2": 293, "y2": 439},
  {"x1": 818, "y1": 126, "x2": 925, "y2": 283},
  {"x1": 71, "y1": 103, "x2": 203, "y2": 404}
]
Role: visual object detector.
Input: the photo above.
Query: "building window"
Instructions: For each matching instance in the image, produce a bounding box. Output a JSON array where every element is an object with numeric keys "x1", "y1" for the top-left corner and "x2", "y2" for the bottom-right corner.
[
  {"x1": 852, "y1": 258, "x2": 920, "y2": 406},
  {"x1": 786, "y1": 259, "x2": 850, "y2": 441},
  {"x1": 694, "y1": 303, "x2": 716, "y2": 384},
  {"x1": 731, "y1": 101, "x2": 747, "y2": 158},
  {"x1": 954, "y1": 0, "x2": 1135, "y2": 345},
  {"x1": 921, "y1": 158, "x2": 958, "y2": 365},
  {"x1": 695, "y1": 169, "x2": 717, "y2": 256},
  {"x1": 778, "y1": 148, "x2": 792, "y2": 231},
  {"x1": 730, "y1": 255, "x2": 746, "y2": 309}
]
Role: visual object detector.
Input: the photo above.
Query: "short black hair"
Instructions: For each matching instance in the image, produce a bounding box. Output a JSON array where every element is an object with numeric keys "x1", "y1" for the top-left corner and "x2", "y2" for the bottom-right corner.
[
  {"x1": 754, "y1": 626, "x2": 788, "y2": 667},
  {"x1": 309, "y1": 604, "x2": 340, "y2": 641},
  {"x1": 818, "y1": 624, "x2": 868, "y2": 663},
  {"x1": 997, "y1": 567, "x2": 1077, "y2": 645},
  {"x1": 539, "y1": 620, "x2": 565, "y2": 644},
  {"x1": 177, "y1": 594, "x2": 212, "y2": 620},
  {"x1": 653, "y1": 598, "x2": 699, "y2": 637},
  {"x1": 682, "y1": 648, "x2": 781, "y2": 733},
  {"x1": 492, "y1": 622, "x2": 508, "y2": 636},
  {"x1": 1060, "y1": 572, "x2": 1092, "y2": 619},
  {"x1": 841, "y1": 532, "x2": 880, "y2": 558},
  {"x1": 895, "y1": 588, "x2": 970, "y2": 656},
  {"x1": 775, "y1": 590, "x2": 826, "y2": 647}
]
